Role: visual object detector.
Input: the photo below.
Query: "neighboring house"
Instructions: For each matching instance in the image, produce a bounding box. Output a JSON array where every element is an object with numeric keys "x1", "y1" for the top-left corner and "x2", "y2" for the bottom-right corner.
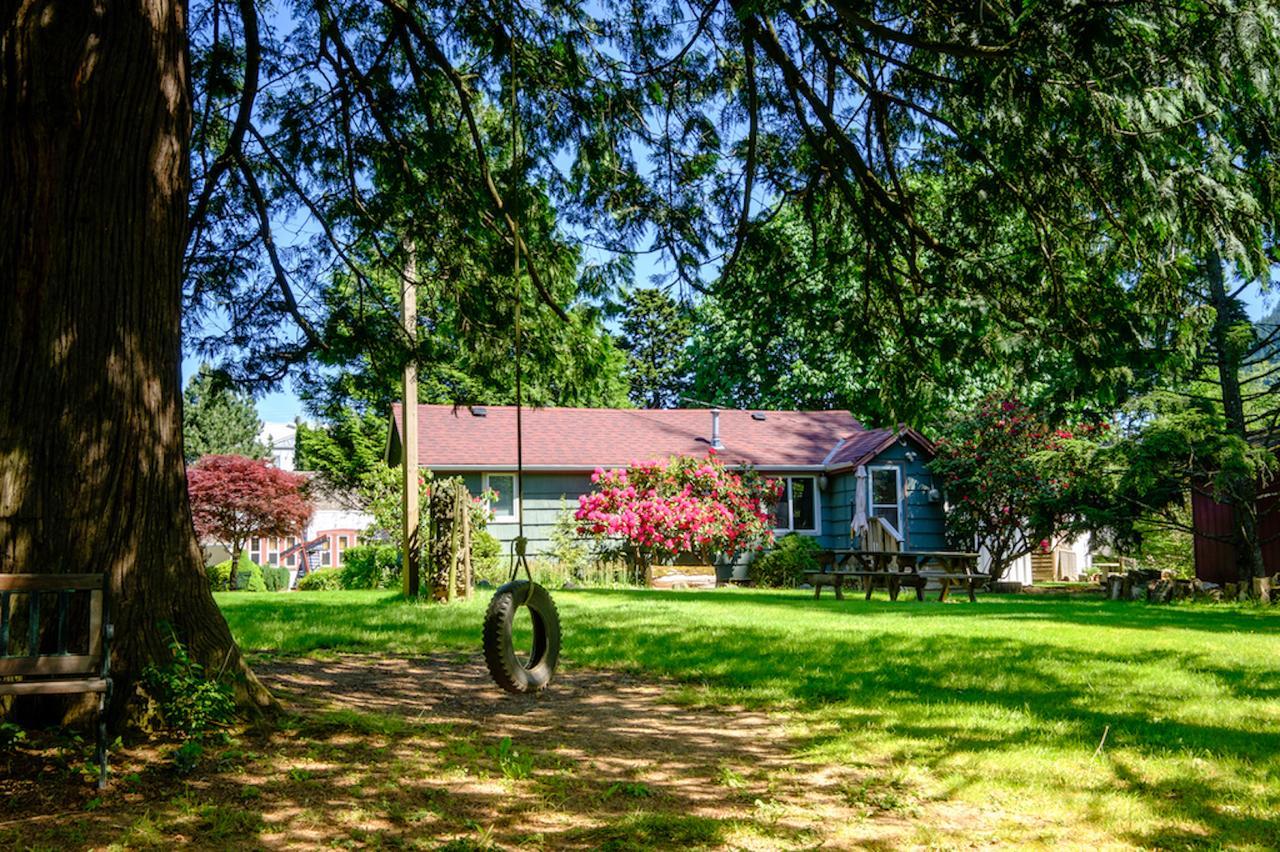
[
  {"x1": 259, "y1": 421, "x2": 297, "y2": 471},
  {"x1": 200, "y1": 471, "x2": 374, "y2": 589},
  {"x1": 385, "y1": 405, "x2": 948, "y2": 574},
  {"x1": 992, "y1": 533, "x2": 1096, "y2": 586}
]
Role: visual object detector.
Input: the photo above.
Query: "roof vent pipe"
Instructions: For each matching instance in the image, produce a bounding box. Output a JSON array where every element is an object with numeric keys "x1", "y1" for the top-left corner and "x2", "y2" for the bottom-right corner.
[{"x1": 710, "y1": 408, "x2": 724, "y2": 449}]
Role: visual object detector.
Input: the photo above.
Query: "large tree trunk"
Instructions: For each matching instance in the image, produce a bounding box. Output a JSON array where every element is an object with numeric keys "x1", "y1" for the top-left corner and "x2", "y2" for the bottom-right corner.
[
  {"x1": 1206, "y1": 250, "x2": 1268, "y2": 600},
  {"x1": 0, "y1": 0, "x2": 275, "y2": 723}
]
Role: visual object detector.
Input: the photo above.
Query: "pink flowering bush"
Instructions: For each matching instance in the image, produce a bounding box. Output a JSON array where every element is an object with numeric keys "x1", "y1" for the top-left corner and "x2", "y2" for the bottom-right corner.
[{"x1": 575, "y1": 452, "x2": 781, "y2": 571}]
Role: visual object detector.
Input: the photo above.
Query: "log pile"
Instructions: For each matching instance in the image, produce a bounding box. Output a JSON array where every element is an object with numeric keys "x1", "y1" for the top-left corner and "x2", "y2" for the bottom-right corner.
[{"x1": 1100, "y1": 569, "x2": 1280, "y2": 603}]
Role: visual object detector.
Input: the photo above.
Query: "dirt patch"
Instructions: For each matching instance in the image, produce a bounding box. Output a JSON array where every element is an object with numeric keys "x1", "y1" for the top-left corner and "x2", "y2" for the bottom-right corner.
[{"x1": 1, "y1": 654, "x2": 993, "y2": 849}]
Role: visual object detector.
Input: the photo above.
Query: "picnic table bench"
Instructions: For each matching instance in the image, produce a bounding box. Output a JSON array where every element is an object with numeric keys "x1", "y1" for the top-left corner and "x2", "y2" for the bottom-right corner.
[
  {"x1": 0, "y1": 573, "x2": 113, "y2": 787},
  {"x1": 806, "y1": 549, "x2": 988, "y2": 603}
]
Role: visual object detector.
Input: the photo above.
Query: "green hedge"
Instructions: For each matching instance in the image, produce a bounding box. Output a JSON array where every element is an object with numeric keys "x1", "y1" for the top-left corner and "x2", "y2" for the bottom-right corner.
[
  {"x1": 340, "y1": 545, "x2": 401, "y2": 589},
  {"x1": 296, "y1": 568, "x2": 343, "y2": 591},
  {"x1": 751, "y1": 534, "x2": 822, "y2": 588},
  {"x1": 233, "y1": 562, "x2": 266, "y2": 592},
  {"x1": 207, "y1": 554, "x2": 265, "y2": 592},
  {"x1": 262, "y1": 565, "x2": 291, "y2": 592}
]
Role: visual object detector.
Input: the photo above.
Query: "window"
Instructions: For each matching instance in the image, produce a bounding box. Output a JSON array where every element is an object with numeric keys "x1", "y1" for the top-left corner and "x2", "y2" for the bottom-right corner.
[
  {"x1": 484, "y1": 473, "x2": 519, "y2": 522},
  {"x1": 285, "y1": 537, "x2": 296, "y2": 567},
  {"x1": 869, "y1": 466, "x2": 902, "y2": 536},
  {"x1": 337, "y1": 535, "x2": 349, "y2": 566},
  {"x1": 321, "y1": 540, "x2": 332, "y2": 567},
  {"x1": 249, "y1": 537, "x2": 261, "y2": 563},
  {"x1": 773, "y1": 476, "x2": 819, "y2": 533}
]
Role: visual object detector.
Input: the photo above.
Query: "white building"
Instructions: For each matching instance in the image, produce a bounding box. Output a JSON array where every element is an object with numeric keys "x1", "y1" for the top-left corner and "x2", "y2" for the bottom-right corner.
[{"x1": 259, "y1": 421, "x2": 297, "y2": 471}]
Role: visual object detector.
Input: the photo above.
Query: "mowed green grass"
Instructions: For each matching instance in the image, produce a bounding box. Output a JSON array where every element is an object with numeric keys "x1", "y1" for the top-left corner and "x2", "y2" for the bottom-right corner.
[{"x1": 219, "y1": 588, "x2": 1280, "y2": 849}]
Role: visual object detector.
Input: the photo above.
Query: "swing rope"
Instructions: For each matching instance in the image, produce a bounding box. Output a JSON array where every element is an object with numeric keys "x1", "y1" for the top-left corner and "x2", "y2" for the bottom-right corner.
[
  {"x1": 481, "y1": 16, "x2": 561, "y2": 695},
  {"x1": 508, "y1": 21, "x2": 531, "y2": 587}
]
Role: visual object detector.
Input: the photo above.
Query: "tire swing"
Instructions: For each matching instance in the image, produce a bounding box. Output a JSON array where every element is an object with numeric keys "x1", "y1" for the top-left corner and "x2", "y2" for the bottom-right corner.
[
  {"x1": 482, "y1": 45, "x2": 560, "y2": 694},
  {"x1": 480, "y1": 299, "x2": 562, "y2": 695}
]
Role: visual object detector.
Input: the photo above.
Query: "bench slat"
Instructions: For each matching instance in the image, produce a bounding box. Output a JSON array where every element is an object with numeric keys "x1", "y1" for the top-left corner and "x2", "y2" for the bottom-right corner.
[
  {"x1": 0, "y1": 678, "x2": 110, "y2": 696},
  {"x1": 0, "y1": 573, "x2": 106, "y2": 591},
  {"x1": 0, "y1": 654, "x2": 99, "y2": 677}
]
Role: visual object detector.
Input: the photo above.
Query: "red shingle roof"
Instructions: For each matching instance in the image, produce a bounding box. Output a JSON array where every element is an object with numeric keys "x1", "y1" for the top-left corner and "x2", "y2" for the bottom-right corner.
[{"x1": 387, "y1": 405, "x2": 907, "y2": 470}]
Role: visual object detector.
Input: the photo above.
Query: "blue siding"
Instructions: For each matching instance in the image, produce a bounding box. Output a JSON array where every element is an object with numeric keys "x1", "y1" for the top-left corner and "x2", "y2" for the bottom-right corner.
[
  {"x1": 847, "y1": 441, "x2": 947, "y2": 551},
  {"x1": 438, "y1": 471, "x2": 592, "y2": 555}
]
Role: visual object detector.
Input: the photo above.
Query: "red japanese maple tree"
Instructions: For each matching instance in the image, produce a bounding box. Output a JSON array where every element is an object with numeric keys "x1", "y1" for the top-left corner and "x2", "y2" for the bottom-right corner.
[{"x1": 187, "y1": 455, "x2": 313, "y2": 587}]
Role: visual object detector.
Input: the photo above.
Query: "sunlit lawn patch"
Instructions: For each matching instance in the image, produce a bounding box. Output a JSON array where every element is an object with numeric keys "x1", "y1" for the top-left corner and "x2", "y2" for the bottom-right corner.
[{"x1": 220, "y1": 588, "x2": 1280, "y2": 848}]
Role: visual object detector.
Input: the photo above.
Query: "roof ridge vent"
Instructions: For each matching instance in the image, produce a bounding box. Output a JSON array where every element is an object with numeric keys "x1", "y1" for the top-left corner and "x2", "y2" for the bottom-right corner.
[
  {"x1": 470, "y1": 406, "x2": 488, "y2": 417},
  {"x1": 751, "y1": 412, "x2": 767, "y2": 421}
]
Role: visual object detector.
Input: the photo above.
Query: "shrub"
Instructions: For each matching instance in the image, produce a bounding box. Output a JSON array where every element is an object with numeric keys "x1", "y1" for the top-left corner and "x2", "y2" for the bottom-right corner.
[
  {"x1": 262, "y1": 565, "x2": 291, "y2": 592},
  {"x1": 296, "y1": 568, "x2": 343, "y2": 591},
  {"x1": 207, "y1": 554, "x2": 263, "y2": 592},
  {"x1": 233, "y1": 561, "x2": 266, "y2": 592},
  {"x1": 340, "y1": 545, "x2": 401, "y2": 589},
  {"x1": 140, "y1": 631, "x2": 235, "y2": 737},
  {"x1": 472, "y1": 529, "x2": 504, "y2": 584},
  {"x1": 206, "y1": 559, "x2": 232, "y2": 592},
  {"x1": 751, "y1": 534, "x2": 822, "y2": 587}
]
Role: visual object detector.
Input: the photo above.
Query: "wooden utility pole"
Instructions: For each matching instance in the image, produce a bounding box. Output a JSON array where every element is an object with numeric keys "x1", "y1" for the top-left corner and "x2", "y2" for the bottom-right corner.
[{"x1": 401, "y1": 245, "x2": 421, "y2": 597}]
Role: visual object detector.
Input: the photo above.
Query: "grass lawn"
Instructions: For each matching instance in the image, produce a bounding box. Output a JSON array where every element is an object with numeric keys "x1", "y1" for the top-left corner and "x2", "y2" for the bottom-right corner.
[{"x1": 214, "y1": 588, "x2": 1280, "y2": 849}]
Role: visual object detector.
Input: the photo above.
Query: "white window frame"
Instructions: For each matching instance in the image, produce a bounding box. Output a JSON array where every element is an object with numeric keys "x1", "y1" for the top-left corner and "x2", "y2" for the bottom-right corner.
[
  {"x1": 868, "y1": 465, "x2": 904, "y2": 540},
  {"x1": 773, "y1": 475, "x2": 821, "y2": 535},
  {"x1": 483, "y1": 472, "x2": 520, "y2": 523}
]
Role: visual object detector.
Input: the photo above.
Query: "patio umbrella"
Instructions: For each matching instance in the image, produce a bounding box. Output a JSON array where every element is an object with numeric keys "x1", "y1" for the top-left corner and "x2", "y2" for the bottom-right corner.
[{"x1": 852, "y1": 465, "x2": 868, "y2": 539}]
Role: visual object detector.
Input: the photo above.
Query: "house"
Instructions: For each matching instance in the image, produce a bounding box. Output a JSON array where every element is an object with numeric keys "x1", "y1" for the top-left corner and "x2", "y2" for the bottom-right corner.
[
  {"x1": 259, "y1": 421, "x2": 298, "y2": 471},
  {"x1": 385, "y1": 405, "x2": 948, "y2": 576},
  {"x1": 200, "y1": 473, "x2": 373, "y2": 588}
]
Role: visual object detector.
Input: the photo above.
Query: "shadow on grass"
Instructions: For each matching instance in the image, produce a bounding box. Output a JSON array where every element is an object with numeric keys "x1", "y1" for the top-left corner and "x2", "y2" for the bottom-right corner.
[{"x1": 212, "y1": 588, "x2": 1280, "y2": 847}]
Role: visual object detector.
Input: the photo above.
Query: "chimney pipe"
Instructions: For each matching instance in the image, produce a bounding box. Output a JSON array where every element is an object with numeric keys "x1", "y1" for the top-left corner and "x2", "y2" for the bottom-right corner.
[{"x1": 710, "y1": 408, "x2": 723, "y2": 449}]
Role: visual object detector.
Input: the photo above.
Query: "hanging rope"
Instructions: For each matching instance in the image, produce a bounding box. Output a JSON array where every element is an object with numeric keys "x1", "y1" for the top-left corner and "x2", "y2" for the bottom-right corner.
[{"x1": 483, "y1": 22, "x2": 559, "y2": 694}]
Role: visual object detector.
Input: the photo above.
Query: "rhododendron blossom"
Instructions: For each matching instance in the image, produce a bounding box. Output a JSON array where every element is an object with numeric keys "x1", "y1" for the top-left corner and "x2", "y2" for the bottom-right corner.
[{"x1": 575, "y1": 453, "x2": 780, "y2": 563}]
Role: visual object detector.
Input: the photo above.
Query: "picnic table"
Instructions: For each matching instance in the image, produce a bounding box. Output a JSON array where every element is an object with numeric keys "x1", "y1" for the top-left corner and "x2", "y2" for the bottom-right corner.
[{"x1": 805, "y1": 549, "x2": 988, "y2": 603}]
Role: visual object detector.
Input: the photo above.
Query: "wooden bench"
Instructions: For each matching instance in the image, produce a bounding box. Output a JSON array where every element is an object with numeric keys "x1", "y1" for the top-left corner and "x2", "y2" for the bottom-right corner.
[{"x1": 0, "y1": 573, "x2": 113, "y2": 787}]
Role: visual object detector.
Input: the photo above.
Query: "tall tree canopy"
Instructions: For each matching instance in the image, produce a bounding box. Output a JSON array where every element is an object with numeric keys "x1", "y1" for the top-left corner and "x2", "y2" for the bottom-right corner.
[
  {"x1": 618, "y1": 288, "x2": 690, "y2": 408},
  {"x1": 182, "y1": 364, "x2": 265, "y2": 462}
]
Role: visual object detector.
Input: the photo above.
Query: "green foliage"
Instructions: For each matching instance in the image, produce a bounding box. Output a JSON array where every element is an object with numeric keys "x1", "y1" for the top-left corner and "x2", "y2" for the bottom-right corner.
[
  {"x1": 930, "y1": 397, "x2": 1104, "y2": 581},
  {"x1": 261, "y1": 565, "x2": 290, "y2": 592},
  {"x1": 359, "y1": 465, "x2": 426, "y2": 541},
  {"x1": 208, "y1": 554, "x2": 262, "y2": 592},
  {"x1": 0, "y1": 722, "x2": 26, "y2": 752},
  {"x1": 547, "y1": 502, "x2": 593, "y2": 578},
  {"x1": 471, "y1": 529, "x2": 503, "y2": 585},
  {"x1": 233, "y1": 561, "x2": 266, "y2": 592},
  {"x1": 294, "y1": 409, "x2": 388, "y2": 490},
  {"x1": 206, "y1": 559, "x2": 232, "y2": 592},
  {"x1": 182, "y1": 364, "x2": 263, "y2": 463},
  {"x1": 490, "y1": 736, "x2": 533, "y2": 780},
  {"x1": 140, "y1": 632, "x2": 235, "y2": 737},
  {"x1": 295, "y1": 568, "x2": 344, "y2": 591},
  {"x1": 340, "y1": 545, "x2": 401, "y2": 590},
  {"x1": 618, "y1": 288, "x2": 691, "y2": 408},
  {"x1": 751, "y1": 534, "x2": 821, "y2": 588}
]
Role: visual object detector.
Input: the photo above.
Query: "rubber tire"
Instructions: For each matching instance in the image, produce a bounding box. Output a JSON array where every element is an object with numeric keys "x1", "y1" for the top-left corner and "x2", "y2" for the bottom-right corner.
[{"x1": 483, "y1": 580, "x2": 560, "y2": 694}]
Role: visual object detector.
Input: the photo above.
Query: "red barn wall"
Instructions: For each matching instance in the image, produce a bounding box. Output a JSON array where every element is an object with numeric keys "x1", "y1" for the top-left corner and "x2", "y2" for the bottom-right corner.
[{"x1": 1191, "y1": 488, "x2": 1280, "y2": 584}]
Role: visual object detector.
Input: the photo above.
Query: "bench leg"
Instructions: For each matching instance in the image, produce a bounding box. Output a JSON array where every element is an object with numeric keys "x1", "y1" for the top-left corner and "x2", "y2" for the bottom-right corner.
[
  {"x1": 915, "y1": 577, "x2": 926, "y2": 602},
  {"x1": 968, "y1": 579, "x2": 977, "y2": 603},
  {"x1": 889, "y1": 577, "x2": 900, "y2": 602},
  {"x1": 96, "y1": 689, "x2": 109, "y2": 789},
  {"x1": 865, "y1": 576, "x2": 874, "y2": 601},
  {"x1": 938, "y1": 579, "x2": 950, "y2": 603},
  {"x1": 835, "y1": 576, "x2": 844, "y2": 601},
  {"x1": 814, "y1": 581, "x2": 822, "y2": 600}
]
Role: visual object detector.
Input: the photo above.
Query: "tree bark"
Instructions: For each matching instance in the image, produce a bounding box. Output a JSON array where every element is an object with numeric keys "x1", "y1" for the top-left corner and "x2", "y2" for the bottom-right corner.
[
  {"x1": 0, "y1": 0, "x2": 276, "y2": 724},
  {"x1": 1206, "y1": 250, "x2": 1268, "y2": 599}
]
